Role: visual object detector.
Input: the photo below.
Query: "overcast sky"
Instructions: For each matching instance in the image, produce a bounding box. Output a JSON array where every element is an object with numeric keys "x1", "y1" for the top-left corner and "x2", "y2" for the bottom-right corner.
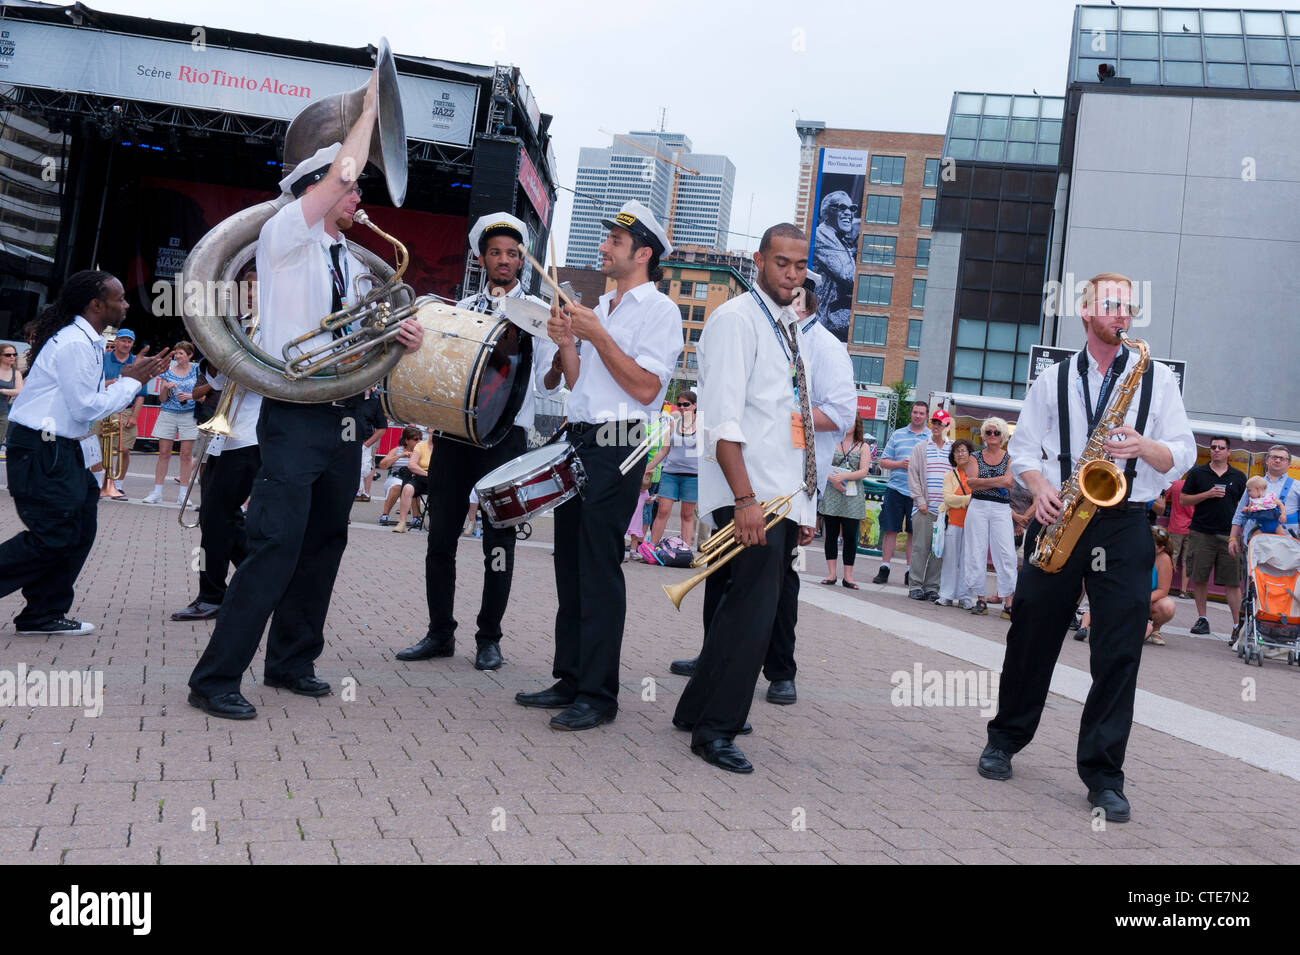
[{"x1": 90, "y1": 0, "x2": 1091, "y2": 257}]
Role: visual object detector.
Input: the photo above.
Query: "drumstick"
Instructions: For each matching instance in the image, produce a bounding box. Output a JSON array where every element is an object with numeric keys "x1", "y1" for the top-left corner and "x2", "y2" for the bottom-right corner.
[
  {"x1": 520, "y1": 245, "x2": 575, "y2": 309},
  {"x1": 548, "y1": 235, "x2": 561, "y2": 307}
]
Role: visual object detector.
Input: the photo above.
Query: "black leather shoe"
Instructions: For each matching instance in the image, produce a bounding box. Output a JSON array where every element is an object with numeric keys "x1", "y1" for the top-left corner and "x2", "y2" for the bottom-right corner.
[
  {"x1": 766, "y1": 679, "x2": 797, "y2": 705},
  {"x1": 908, "y1": 587, "x2": 926, "y2": 600},
  {"x1": 550, "y1": 701, "x2": 615, "y2": 731},
  {"x1": 474, "y1": 641, "x2": 503, "y2": 670},
  {"x1": 871, "y1": 566, "x2": 890, "y2": 584},
  {"x1": 669, "y1": 656, "x2": 698, "y2": 677},
  {"x1": 691, "y1": 738, "x2": 753, "y2": 774},
  {"x1": 673, "y1": 717, "x2": 751, "y2": 735},
  {"x1": 263, "y1": 674, "x2": 331, "y2": 697},
  {"x1": 924, "y1": 590, "x2": 940, "y2": 602},
  {"x1": 977, "y1": 744, "x2": 1012, "y2": 780},
  {"x1": 515, "y1": 682, "x2": 575, "y2": 709},
  {"x1": 1088, "y1": 788, "x2": 1131, "y2": 823},
  {"x1": 395, "y1": 636, "x2": 455, "y2": 661},
  {"x1": 171, "y1": 600, "x2": 220, "y2": 622},
  {"x1": 188, "y1": 690, "x2": 257, "y2": 720}
]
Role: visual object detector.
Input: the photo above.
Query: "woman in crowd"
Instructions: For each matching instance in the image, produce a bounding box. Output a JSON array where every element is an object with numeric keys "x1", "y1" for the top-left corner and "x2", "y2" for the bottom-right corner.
[
  {"x1": 143, "y1": 341, "x2": 199, "y2": 505},
  {"x1": 1147, "y1": 527, "x2": 1176, "y2": 645},
  {"x1": 962, "y1": 416, "x2": 1017, "y2": 616},
  {"x1": 392, "y1": 431, "x2": 431, "y2": 533},
  {"x1": 820, "y1": 418, "x2": 871, "y2": 589},
  {"x1": 0, "y1": 342, "x2": 24, "y2": 448},
  {"x1": 938, "y1": 438, "x2": 975, "y2": 609},
  {"x1": 378, "y1": 426, "x2": 421, "y2": 527},
  {"x1": 647, "y1": 390, "x2": 699, "y2": 550}
]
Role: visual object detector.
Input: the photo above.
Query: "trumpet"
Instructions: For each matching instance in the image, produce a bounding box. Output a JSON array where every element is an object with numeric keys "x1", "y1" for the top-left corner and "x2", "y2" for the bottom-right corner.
[
  {"x1": 97, "y1": 412, "x2": 128, "y2": 482},
  {"x1": 662, "y1": 493, "x2": 794, "y2": 611}
]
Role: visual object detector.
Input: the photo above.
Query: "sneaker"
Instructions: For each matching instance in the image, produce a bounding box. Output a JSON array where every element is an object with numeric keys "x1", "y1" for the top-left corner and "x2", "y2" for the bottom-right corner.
[
  {"x1": 870, "y1": 566, "x2": 890, "y2": 585},
  {"x1": 970, "y1": 600, "x2": 988, "y2": 615},
  {"x1": 379, "y1": 515, "x2": 390, "y2": 526},
  {"x1": 142, "y1": 489, "x2": 163, "y2": 504},
  {"x1": 1190, "y1": 616, "x2": 1210, "y2": 635},
  {"x1": 908, "y1": 587, "x2": 926, "y2": 600},
  {"x1": 956, "y1": 598, "x2": 975, "y2": 611},
  {"x1": 924, "y1": 591, "x2": 940, "y2": 602},
  {"x1": 1074, "y1": 626, "x2": 1089, "y2": 642},
  {"x1": 1145, "y1": 632, "x2": 1166, "y2": 646},
  {"x1": 17, "y1": 617, "x2": 95, "y2": 635},
  {"x1": 1000, "y1": 608, "x2": 1013, "y2": 620}
]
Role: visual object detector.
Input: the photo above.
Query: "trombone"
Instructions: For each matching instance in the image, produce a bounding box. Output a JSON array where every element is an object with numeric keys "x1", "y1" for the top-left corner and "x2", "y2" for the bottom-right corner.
[
  {"x1": 662, "y1": 493, "x2": 794, "y2": 611},
  {"x1": 179, "y1": 314, "x2": 259, "y2": 528}
]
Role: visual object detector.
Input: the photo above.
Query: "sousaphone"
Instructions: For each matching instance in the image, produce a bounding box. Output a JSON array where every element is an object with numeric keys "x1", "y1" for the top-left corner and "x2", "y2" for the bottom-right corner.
[{"x1": 180, "y1": 37, "x2": 411, "y2": 403}]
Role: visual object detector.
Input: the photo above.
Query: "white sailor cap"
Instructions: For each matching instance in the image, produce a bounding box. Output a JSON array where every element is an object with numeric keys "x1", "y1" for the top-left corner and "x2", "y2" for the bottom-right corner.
[
  {"x1": 468, "y1": 212, "x2": 529, "y2": 253},
  {"x1": 600, "y1": 200, "x2": 673, "y2": 257},
  {"x1": 803, "y1": 270, "x2": 824, "y2": 292},
  {"x1": 279, "y1": 142, "x2": 343, "y2": 197}
]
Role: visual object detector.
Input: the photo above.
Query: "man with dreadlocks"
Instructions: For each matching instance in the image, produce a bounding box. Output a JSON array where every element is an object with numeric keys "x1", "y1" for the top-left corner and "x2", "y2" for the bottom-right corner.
[{"x1": 0, "y1": 270, "x2": 170, "y2": 635}]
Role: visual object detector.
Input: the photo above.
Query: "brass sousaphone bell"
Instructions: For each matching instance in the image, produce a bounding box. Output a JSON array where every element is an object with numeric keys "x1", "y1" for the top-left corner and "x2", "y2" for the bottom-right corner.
[{"x1": 180, "y1": 37, "x2": 412, "y2": 404}]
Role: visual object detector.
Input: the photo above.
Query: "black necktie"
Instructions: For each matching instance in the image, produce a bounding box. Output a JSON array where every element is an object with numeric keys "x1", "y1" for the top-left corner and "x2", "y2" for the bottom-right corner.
[{"x1": 329, "y1": 243, "x2": 345, "y2": 330}]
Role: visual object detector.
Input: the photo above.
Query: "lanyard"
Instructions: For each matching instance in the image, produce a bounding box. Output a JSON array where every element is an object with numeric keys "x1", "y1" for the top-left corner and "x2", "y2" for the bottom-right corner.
[
  {"x1": 750, "y1": 289, "x2": 800, "y2": 401},
  {"x1": 1078, "y1": 347, "x2": 1126, "y2": 434},
  {"x1": 324, "y1": 243, "x2": 350, "y2": 308}
]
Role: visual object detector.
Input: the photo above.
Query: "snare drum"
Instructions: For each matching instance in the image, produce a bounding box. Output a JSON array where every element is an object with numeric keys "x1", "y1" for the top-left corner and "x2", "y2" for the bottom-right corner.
[
  {"x1": 380, "y1": 298, "x2": 530, "y2": 447},
  {"x1": 475, "y1": 442, "x2": 587, "y2": 528}
]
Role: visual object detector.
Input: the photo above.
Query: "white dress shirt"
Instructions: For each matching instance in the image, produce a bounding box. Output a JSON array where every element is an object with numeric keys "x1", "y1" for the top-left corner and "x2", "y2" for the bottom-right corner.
[
  {"x1": 458, "y1": 283, "x2": 559, "y2": 432},
  {"x1": 9, "y1": 316, "x2": 142, "y2": 439},
  {"x1": 256, "y1": 198, "x2": 370, "y2": 366},
  {"x1": 801, "y1": 315, "x2": 858, "y2": 491},
  {"x1": 202, "y1": 369, "x2": 263, "y2": 455},
  {"x1": 564, "y1": 281, "x2": 683, "y2": 424},
  {"x1": 697, "y1": 286, "x2": 818, "y2": 528},
  {"x1": 1009, "y1": 347, "x2": 1196, "y2": 503}
]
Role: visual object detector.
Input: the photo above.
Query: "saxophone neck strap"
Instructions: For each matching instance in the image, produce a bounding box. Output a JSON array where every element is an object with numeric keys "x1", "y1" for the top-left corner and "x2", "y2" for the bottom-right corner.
[{"x1": 1056, "y1": 351, "x2": 1154, "y2": 498}]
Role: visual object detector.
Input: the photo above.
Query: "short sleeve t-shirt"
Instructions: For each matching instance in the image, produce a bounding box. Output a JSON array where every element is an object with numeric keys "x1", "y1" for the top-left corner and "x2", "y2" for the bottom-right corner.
[
  {"x1": 883, "y1": 426, "x2": 926, "y2": 495},
  {"x1": 103, "y1": 352, "x2": 148, "y2": 401},
  {"x1": 160, "y1": 364, "x2": 199, "y2": 413},
  {"x1": 1182, "y1": 463, "x2": 1246, "y2": 535}
]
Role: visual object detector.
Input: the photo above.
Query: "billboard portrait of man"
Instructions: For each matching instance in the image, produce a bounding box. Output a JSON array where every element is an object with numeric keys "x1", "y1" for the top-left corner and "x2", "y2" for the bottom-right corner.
[{"x1": 813, "y1": 189, "x2": 860, "y2": 341}]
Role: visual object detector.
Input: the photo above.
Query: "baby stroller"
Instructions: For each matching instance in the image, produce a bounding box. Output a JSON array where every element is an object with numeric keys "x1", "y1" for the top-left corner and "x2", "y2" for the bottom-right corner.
[{"x1": 1237, "y1": 531, "x2": 1300, "y2": 666}]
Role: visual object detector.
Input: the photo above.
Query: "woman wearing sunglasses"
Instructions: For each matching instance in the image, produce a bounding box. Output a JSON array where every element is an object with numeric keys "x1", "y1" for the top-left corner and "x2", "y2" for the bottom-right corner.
[
  {"x1": 961, "y1": 416, "x2": 1018, "y2": 616},
  {"x1": 647, "y1": 390, "x2": 699, "y2": 550},
  {"x1": 0, "y1": 344, "x2": 24, "y2": 449}
]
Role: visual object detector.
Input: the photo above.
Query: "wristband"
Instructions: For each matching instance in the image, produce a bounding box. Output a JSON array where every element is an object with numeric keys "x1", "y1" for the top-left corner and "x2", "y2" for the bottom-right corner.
[
  {"x1": 735, "y1": 500, "x2": 757, "y2": 512},
  {"x1": 734, "y1": 493, "x2": 755, "y2": 504}
]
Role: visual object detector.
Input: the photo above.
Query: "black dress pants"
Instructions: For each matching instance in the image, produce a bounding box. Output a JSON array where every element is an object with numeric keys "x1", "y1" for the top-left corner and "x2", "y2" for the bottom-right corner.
[
  {"x1": 551, "y1": 426, "x2": 645, "y2": 714},
  {"x1": 0, "y1": 425, "x2": 98, "y2": 628},
  {"x1": 189, "y1": 400, "x2": 361, "y2": 697},
  {"x1": 675, "y1": 509, "x2": 795, "y2": 746},
  {"x1": 196, "y1": 444, "x2": 260, "y2": 606},
  {"x1": 987, "y1": 506, "x2": 1155, "y2": 792},
  {"x1": 423, "y1": 425, "x2": 527, "y2": 646},
  {"x1": 762, "y1": 550, "x2": 800, "y2": 683}
]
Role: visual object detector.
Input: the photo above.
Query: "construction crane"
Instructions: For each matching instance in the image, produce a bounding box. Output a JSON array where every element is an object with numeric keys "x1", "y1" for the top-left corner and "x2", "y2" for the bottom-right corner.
[{"x1": 599, "y1": 128, "x2": 700, "y2": 244}]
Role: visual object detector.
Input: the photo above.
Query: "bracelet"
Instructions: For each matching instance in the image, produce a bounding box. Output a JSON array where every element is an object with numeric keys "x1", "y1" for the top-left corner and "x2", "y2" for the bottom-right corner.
[
  {"x1": 734, "y1": 493, "x2": 755, "y2": 504},
  {"x1": 735, "y1": 500, "x2": 757, "y2": 511}
]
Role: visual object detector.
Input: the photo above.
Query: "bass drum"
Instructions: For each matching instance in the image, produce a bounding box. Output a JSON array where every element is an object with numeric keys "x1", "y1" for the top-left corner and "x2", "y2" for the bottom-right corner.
[{"x1": 380, "y1": 297, "x2": 531, "y2": 447}]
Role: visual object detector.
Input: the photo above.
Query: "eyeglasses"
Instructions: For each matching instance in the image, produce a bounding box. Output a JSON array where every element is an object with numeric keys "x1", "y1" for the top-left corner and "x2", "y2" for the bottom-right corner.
[
  {"x1": 1267, "y1": 454, "x2": 1289, "y2": 461},
  {"x1": 1210, "y1": 445, "x2": 1229, "y2": 451},
  {"x1": 984, "y1": 428, "x2": 1001, "y2": 436},
  {"x1": 676, "y1": 401, "x2": 694, "y2": 407},
  {"x1": 830, "y1": 204, "x2": 859, "y2": 214},
  {"x1": 1097, "y1": 297, "x2": 1140, "y2": 316},
  {"x1": 0, "y1": 352, "x2": 15, "y2": 358},
  {"x1": 346, "y1": 184, "x2": 363, "y2": 198}
]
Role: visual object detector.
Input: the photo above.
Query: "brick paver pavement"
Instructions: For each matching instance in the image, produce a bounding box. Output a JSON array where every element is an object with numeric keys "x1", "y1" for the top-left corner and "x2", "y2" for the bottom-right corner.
[{"x1": 1, "y1": 476, "x2": 1298, "y2": 864}]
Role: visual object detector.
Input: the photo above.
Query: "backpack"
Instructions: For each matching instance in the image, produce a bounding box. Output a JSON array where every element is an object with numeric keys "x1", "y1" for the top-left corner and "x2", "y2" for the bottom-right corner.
[{"x1": 654, "y1": 536, "x2": 695, "y2": 568}]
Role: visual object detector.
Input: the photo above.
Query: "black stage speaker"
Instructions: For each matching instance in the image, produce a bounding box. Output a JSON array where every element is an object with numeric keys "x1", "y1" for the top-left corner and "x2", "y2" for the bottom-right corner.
[{"x1": 468, "y1": 137, "x2": 521, "y2": 227}]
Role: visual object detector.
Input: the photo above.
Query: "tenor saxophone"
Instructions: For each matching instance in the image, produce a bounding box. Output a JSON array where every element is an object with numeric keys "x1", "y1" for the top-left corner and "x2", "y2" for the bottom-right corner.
[{"x1": 1029, "y1": 332, "x2": 1150, "y2": 574}]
